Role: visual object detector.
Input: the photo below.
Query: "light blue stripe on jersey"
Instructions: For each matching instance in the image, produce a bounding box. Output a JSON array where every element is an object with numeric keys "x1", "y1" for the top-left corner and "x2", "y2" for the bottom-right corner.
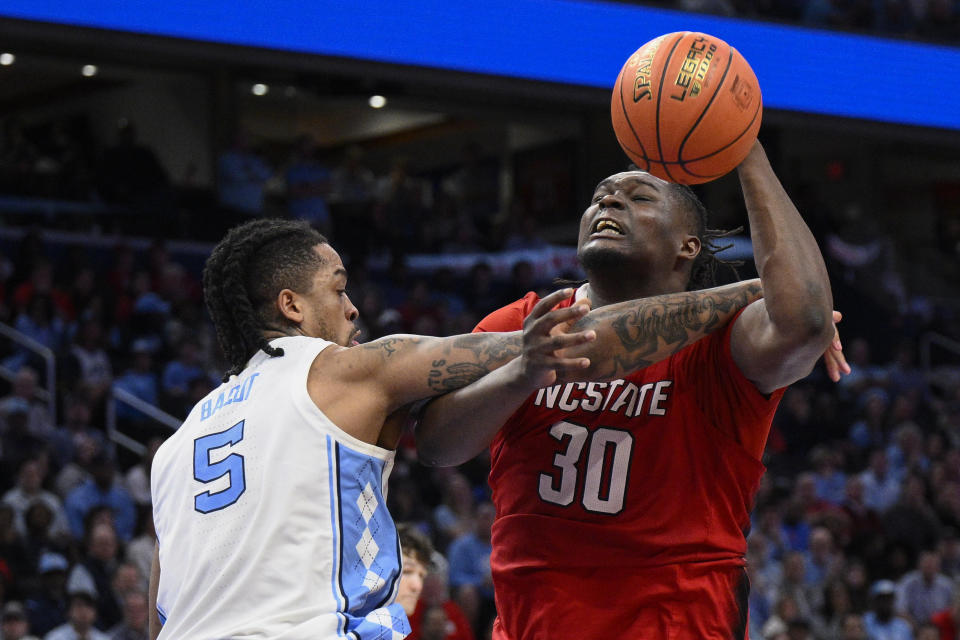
[
  {"x1": 326, "y1": 436, "x2": 347, "y2": 638},
  {"x1": 334, "y1": 442, "x2": 401, "y2": 617}
]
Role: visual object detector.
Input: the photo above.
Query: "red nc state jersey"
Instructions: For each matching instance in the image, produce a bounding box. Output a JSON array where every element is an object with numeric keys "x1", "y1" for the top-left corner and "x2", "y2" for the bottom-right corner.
[{"x1": 474, "y1": 290, "x2": 784, "y2": 640}]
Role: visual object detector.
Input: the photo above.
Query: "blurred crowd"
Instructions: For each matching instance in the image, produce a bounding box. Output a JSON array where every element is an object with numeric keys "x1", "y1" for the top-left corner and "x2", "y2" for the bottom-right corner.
[{"x1": 662, "y1": 0, "x2": 960, "y2": 41}]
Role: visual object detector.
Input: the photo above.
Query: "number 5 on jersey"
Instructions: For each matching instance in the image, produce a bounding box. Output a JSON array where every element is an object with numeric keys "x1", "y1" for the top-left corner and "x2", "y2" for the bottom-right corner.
[
  {"x1": 194, "y1": 420, "x2": 246, "y2": 514},
  {"x1": 538, "y1": 421, "x2": 634, "y2": 515}
]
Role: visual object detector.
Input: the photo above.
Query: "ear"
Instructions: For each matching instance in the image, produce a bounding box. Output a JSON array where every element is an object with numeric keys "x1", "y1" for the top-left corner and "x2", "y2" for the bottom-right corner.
[
  {"x1": 679, "y1": 234, "x2": 701, "y2": 262},
  {"x1": 276, "y1": 289, "x2": 304, "y2": 325}
]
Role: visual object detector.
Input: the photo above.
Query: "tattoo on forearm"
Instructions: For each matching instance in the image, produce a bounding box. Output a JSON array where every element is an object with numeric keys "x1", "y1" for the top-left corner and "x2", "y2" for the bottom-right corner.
[
  {"x1": 363, "y1": 333, "x2": 521, "y2": 392},
  {"x1": 427, "y1": 360, "x2": 490, "y2": 392},
  {"x1": 426, "y1": 334, "x2": 521, "y2": 391},
  {"x1": 578, "y1": 282, "x2": 761, "y2": 378}
]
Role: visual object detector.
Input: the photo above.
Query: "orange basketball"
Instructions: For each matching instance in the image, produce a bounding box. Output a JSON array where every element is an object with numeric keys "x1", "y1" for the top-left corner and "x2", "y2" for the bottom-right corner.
[{"x1": 611, "y1": 31, "x2": 762, "y2": 185}]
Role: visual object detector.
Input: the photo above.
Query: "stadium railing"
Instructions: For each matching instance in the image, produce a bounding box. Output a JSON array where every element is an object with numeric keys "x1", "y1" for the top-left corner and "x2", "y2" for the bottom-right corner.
[
  {"x1": 107, "y1": 386, "x2": 181, "y2": 456},
  {"x1": 0, "y1": 321, "x2": 57, "y2": 424}
]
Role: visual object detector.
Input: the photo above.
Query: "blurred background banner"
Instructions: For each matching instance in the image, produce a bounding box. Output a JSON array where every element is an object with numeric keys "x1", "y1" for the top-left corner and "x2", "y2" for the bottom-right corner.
[{"x1": 1, "y1": 0, "x2": 959, "y2": 129}]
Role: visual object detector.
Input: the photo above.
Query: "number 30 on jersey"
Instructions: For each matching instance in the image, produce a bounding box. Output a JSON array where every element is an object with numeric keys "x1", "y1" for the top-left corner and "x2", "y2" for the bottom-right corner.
[{"x1": 538, "y1": 421, "x2": 634, "y2": 515}]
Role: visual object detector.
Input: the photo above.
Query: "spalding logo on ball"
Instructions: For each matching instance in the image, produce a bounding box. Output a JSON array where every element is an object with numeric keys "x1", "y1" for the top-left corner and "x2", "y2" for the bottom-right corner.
[{"x1": 611, "y1": 31, "x2": 763, "y2": 185}]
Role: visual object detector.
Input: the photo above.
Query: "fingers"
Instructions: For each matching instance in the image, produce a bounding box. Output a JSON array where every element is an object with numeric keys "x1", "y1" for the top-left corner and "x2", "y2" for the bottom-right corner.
[
  {"x1": 528, "y1": 288, "x2": 575, "y2": 322},
  {"x1": 528, "y1": 302, "x2": 591, "y2": 337}
]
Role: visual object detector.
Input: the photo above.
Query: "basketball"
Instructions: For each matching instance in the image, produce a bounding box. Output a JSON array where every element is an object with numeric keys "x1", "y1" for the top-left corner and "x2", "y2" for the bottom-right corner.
[{"x1": 611, "y1": 31, "x2": 763, "y2": 185}]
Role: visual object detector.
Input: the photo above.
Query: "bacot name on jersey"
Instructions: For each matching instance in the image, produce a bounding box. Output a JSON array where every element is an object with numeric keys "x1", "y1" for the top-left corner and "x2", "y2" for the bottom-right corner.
[{"x1": 532, "y1": 379, "x2": 673, "y2": 418}]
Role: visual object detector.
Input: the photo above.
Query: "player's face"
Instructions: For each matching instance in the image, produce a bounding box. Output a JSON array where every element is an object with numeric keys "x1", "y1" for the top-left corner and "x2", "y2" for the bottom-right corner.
[
  {"x1": 577, "y1": 171, "x2": 690, "y2": 272},
  {"x1": 299, "y1": 244, "x2": 360, "y2": 347},
  {"x1": 396, "y1": 553, "x2": 428, "y2": 615}
]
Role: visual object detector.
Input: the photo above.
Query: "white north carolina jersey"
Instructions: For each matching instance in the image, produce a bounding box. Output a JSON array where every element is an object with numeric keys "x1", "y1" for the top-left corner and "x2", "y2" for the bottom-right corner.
[{"x1": 151, "y1": 336, "x2": 409, "y2": 639}]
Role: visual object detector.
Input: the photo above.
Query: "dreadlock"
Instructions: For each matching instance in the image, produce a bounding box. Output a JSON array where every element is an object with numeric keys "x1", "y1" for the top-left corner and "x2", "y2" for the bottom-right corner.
[
  {"x1": 669, "y1": 183, "x2": 743, "y2": 291},
  {"x1": 203, "y1": 218, "x2": 327, "y2": 381}
]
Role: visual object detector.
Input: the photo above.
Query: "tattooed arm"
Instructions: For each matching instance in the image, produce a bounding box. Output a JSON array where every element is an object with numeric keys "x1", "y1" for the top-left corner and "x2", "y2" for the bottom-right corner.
[
  {"x1": 416, "y1": 279, "x2": 762, "y2": 466},
  {"x1": 306, "y1": 316, "x2": 591, "y2": 446},
  {"x1": 568, "y1": 279, "x2": 762, "y2": 381}
]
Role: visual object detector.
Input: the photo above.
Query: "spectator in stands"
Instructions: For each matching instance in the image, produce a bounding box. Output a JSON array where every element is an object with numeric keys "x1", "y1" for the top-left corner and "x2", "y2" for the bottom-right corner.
[
  {"x1": 53, "y1": 435, "x2": 100, "y2": 500},
  {"x1": 441, "y1": 142, "x2": 499, "y2": 241},
  {"x1": 66, "y1": 522, "x2": 122, "y2": 631},
  {"x1": 62, "y1": 320, "x2": 112, "y2": 406},
  {"x1": 805, "y1": 527, "x2": 842, "y2": 590},
  {"x1": 399, "y1": 521, "x2": 475, "y2": 640},
  {"x1": 43, "y1": 590, "x2": 109, "y2": 640},
  {"x1": 97, "y1": 121, "x2": 172, "y2": 218},
  {"x1": 109, "y1": 563, "x2": 142, "y2": 608},
  {"x1": 217, "y1": 131, "x2": 272, "y2": 217},
  {"x1": 159, "y1": 339, "x2": 205, "y2": 416},
  {"x1": 49, "y1": 396, "x2": 105, "y2": 473},
  {"x1": 864, "y1": 580, "x2": 914, "y2": 640},
  {"x1": 2, "y1": 458, "x2": 69, "y2": 541},
  {"x1": 0, "y1": 400, "x2": 45, "y2": 488},
  {"x1": 840, "y1": 475, "x2": 886, "y2": 560},
  {"x1": 25, "y1": 552, "x2": 70, "y2": 636},
  {"x1": 811, "y1": 446, "x2": 847, "y2": 505},
  {"x1": 112, "y1": 341, "x2": 158, "y2": 424},
  {"x1": 763, "y1": 594, "x2": 801, "y2": 640},
  {"x1": 122, "y1": 438, "x2": 161, "y2": 508},
  {"x1": 838, "y1": 338, "x2": 886, "y2": 399},
  {"x1": 5, "y1": 296, "x2": 66, "y2": 376},
  {"x1": 373, "y1": 156, "x2": 432, "y2": 253},
  {"x1": 1, "y1": 601, "x2": 39, "y2": 640},
  {"x1": 930, "y1": 591, "x2": 960, "y2": 640},
  {"x1": 10, "y1": 260, "x2": 70, "y2": 318},
  {"x1": 773, "y1": 552, "x2": 817, "y2": 622},
  {"x1": 419, "y1": 606, "x2": 451, "y2": 640},
  {"x1": 106, "y1": 591, "x2": 147, "y2": 640},
  {"x1": 887, "y1": 422, "x2": 929, "y2": 481},
  {"x1": 330, "y1": 144, "x2": 375, "y2": 207},
  {"x1": 285, "y1": 134, "x2": 332, "y2": 236},
  {"x1": 0, "y1": 368, "x2": 52, "y2": 440},
  {"x1": 814, "y1": 580, "x2": 855, "y2": 640},
  {"x1": 396, "y1": 523, "x2": 432, "y2": 620},
  {"x1": 123, "y1": 511, "x2": 154, "y2": 593},
  {"x1": 0, "y1": 503, "x2": 28, "y2": 596},
  {"x1": 447, "y1": 502, "x2": 494, "y2": 637},
  {"x1": 64, "y1": 455, "x2": 136, "y2": 542},
  {"x1": 861, "y1": 449, "x2": 902, "y2": 513},
  {"x1": 850, "y1": 389, "x2": 891, "y2": 452},
  {"x1": 883, "y1": 475, "x2": 942, "y2": 556},
  {"x1": 21, "y1": 500, "x2": 67, "y2": 590},
  {"x1": 896, "y1": 549, "x2": 955, "y2": 627},
  {"x1": 839, "y1": 613, "x2": 868, "y2": 640},
  {"x1": 432, "y1": 473, "x2": 475, "y2": 549}
]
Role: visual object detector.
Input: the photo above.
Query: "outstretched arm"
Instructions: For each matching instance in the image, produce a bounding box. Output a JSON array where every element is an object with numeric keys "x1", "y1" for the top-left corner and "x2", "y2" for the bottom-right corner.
[
  {"x1": 730, "y1": 142, "x2": 835, "y2": 393},
  {"x1": 416, "y1": 279, "x2": 762, "y2": 466}
]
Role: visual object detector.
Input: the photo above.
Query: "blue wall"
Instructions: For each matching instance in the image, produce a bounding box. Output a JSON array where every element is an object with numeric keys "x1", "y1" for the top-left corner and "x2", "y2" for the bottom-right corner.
[{"x1": 3, "y1": 0, "x2": 958, "y2": 130}]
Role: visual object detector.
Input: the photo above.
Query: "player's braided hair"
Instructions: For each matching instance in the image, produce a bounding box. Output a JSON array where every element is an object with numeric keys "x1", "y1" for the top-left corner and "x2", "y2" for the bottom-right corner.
[
  {"x1": 669, "y1": 183, "x2": 743, "y2": 291},
  {"x1": 203, "y1": 218, "x2": 327, "y2": 381}
]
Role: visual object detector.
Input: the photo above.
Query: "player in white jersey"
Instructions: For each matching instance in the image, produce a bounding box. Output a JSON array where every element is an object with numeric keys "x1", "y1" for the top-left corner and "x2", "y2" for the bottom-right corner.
[{"x1": 148, "y1": 218, "x2": 765, "y2": 639}]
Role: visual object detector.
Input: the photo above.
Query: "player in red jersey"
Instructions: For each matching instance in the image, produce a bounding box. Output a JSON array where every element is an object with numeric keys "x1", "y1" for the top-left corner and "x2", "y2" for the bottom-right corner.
[{"x1": 415, "y1": 141, "x2": 848, "y2": 639}]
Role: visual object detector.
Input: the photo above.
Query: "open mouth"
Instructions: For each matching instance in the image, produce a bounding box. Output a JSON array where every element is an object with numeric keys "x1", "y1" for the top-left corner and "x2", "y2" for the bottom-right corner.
[{"x1": 591, "y1": 218, "x2": 625, "y2": 236}]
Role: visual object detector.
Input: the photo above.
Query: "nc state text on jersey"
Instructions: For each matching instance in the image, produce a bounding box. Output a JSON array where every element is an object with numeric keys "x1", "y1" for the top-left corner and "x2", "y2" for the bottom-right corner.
[
  {"x1": 533, "y1": 379, "x2": 673, "y2": 417},
  {"x1": 200, "y1": 373, "x2": 260, "y2": 421}
]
